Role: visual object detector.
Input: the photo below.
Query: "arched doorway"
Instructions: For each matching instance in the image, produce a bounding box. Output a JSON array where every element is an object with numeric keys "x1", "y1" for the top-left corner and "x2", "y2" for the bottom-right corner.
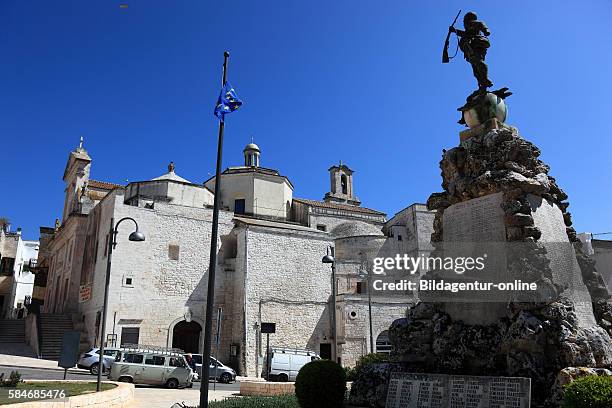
[{"x1": 172, "y1": 320, "x2": 202, "y2": 353}]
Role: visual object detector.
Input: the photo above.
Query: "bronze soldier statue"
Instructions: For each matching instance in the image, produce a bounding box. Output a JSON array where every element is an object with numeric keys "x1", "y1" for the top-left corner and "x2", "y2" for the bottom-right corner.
[{"x1": 449, "y1": 11, "x2": 493, "y2": 91}]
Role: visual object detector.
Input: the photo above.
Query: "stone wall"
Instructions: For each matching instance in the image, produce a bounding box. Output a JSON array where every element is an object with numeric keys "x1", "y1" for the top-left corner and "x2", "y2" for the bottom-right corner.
[
  {"x1": 341, "y1": 297, "x2": 408, "y2": 367},
  {"x1": 241, "y1": 225, "x2": 333, "y2": 377},
  {"x1": 79, "y1": 191, "x2": 234, "y2": 349}
]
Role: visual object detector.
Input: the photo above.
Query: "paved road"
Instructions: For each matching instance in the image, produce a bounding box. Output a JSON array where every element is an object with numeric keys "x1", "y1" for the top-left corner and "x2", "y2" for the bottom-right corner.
[{"x1": 0, "y1": 365, "x2": 240, "y2": 392}]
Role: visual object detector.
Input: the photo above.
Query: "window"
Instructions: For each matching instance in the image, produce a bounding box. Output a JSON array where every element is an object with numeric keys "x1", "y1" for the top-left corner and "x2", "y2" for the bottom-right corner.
[
  {"x1": 0, "y1": 258, "x2": 15, "y2": 276},
  {"x1": 341, "y1": 175, "x2": 348, "y2": 195},
  {"x1": 234, "y1": 199, "x2": 245, "y2": 215},
  {"x1": 356, "y1": 281, "x2": 364, "y2": 294},
  {"x1": 123, "y1": 276, "x2": 134, "y2": 287},
  {"x1": 168, "y1": 245, "x2": 180, "y2": 261},
  {"x1": 169, "y1": 357, "x2": 185, "y2": 367},
  {"x1": 120, "y1": 327, "x2": 140, "y2": 347},
  {"x1": 122, "y1": 353, "x2": 143, "y2": 364},
  {"x1": 316, "y1": 225, "x2": 327, "y2": 232},
  {"x1": 376, "y1": 330, "x2": 392, "y2": 354},
  {"x1": 398, "y1": 235, "x2": 403, "y2": 241},
  {"x1": 145, "y1": 355, "x2": 166, "y2": 366}
]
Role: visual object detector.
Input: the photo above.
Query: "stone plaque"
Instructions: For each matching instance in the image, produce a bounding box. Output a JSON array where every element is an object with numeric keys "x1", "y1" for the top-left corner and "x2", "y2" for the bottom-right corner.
[
  {"x1": 386, "y1": 373, "x2": 531, "y2": 408},
  {"x1": 528, "y1": 194, "x2": 597, "y2": 328},
  {"x1": 443, "y1": 192, "x2": 506, "y2": 242}
]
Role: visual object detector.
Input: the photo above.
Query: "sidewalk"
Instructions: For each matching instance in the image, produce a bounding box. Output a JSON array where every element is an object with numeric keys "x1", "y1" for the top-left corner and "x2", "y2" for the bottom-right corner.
[
  {"x1": 0, "y1": 352, "x2": 86, "y2": 373},
  {"x1": 133, "y1": 387, "x2": 238, "y2": 408}
]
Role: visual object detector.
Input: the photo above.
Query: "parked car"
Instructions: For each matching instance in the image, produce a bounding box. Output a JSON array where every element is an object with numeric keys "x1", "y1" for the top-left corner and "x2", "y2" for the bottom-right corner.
[
  {"x1": 268, "y1": 347, "x2": 320, "y2": 382},
  {"x1": 186, "y1": 353, "x2": 236, "y2": 383},
  {"x1": 77, "y1": 347, "x2": 121, "y2": 375},
  {"x1": 108, "y1": 348, "x2": 193, "y2": 388}
]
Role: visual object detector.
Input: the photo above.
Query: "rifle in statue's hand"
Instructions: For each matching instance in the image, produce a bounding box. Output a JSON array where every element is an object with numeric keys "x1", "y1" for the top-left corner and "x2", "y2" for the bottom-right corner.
[{"x1": 442, "y1": 10, "x2": 462, "y2": 63}]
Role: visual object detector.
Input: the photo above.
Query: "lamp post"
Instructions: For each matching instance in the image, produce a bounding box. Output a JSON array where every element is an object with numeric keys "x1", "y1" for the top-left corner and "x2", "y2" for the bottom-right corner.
[
  {"x1": 358, "y1": 261, "x2": 374, "y2": 354},
  {"x1": 322, "y1": 247, "x2": 338, "y2": 365},
  {"x1": 96, "y1": 216, "x2": 145, "y2": 392}
]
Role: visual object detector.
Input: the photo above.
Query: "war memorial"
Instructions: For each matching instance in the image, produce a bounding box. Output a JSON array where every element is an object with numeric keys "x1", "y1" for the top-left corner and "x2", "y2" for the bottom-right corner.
[{"x1": 349, "y1": 11, "x2": 612, "y2": 408}]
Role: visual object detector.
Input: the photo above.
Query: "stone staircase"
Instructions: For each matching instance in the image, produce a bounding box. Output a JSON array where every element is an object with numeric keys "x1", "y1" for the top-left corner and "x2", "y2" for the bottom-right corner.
[
  {"x1": 0, "y1": 319, "x2": 26, "y2": 343},
  {"x1": 39, "y1": 314, "x2": 74, "y2": 360}
]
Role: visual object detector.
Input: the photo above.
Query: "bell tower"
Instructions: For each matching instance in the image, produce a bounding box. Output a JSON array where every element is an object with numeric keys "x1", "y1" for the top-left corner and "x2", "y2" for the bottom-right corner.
[
  {"x1": 324, "y1": 161, "x2": 360, "y2": 206},
  {"x1": 61, "y1": 137, "x2": 91, "y2": 222}
]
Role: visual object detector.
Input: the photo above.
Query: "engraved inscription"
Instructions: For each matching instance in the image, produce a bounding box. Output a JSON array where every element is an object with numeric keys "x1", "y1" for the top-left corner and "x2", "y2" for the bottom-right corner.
[
  {"x1": 443, "y1": 192, "x2": 506, "y2": 242},
  {"x1": 386, "y1": 373, "x2": 530, "y2": 408}
]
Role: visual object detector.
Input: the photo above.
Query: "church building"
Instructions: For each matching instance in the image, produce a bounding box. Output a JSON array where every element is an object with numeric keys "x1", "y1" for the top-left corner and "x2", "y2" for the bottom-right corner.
[{"x1": 39, "y1": 140, "x2": 434, "y2": 375}]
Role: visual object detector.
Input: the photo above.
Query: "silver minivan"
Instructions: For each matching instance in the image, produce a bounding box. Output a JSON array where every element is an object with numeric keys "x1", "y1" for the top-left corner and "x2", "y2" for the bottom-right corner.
[{"x1": 108, "y1": 349, "x2": 193, "y2": 388}]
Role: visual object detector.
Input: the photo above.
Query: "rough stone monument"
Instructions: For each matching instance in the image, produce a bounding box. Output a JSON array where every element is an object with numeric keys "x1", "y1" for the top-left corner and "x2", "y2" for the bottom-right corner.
[{"x1": 349, "y1": 10, "x2": 612, "y2": 408}]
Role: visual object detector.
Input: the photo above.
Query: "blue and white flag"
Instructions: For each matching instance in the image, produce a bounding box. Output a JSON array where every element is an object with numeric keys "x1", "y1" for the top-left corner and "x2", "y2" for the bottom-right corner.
[{"x1": 214, "y1": 81, "x2": 242, "y2": 121}]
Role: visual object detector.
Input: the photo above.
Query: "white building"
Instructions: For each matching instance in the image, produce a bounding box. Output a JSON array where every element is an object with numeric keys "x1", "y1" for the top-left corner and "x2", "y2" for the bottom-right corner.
[
  {"x1": 0, "y1": 226, "x2": 39, "y2": 319},
  {"x1": 40, "y1": 140, "x2": 434, "y2": 374}
]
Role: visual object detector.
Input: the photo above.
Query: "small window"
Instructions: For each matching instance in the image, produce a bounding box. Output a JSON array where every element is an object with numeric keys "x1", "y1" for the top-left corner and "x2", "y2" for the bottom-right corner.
[
  {"x1": 356, "y1": 281, "x2": 363, "y2": 294},
  {"x1": 398, "y1": 235, "x2": 403, "y2": 241},
  {"x1": 124, "y1": 277, "x2": 133, "y2": 286},
  {"x1": 168, "y1": 245, "x2": 180, "y2": 261},
  {"x1": 234, "y1": 199, "x2": 245, "y2": 215},
  {"x1": 316, "y1": 225, "x2": 327, "y2": 232},
  {"x1": 121, "y1": 327, "x2": 140, "y2": 347},
  {"x1": 122, "y1": 353, "x2": 144, "y2": 364}
]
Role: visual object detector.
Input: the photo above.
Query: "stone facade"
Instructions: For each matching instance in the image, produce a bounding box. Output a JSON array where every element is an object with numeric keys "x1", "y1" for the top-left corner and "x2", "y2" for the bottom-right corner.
[{"x1": 41, "y1": 141, "x2": 434, "y2": 377}]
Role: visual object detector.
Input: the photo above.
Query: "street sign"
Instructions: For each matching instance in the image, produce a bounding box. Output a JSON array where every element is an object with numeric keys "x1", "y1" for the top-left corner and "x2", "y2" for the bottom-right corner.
[{"x1": 261, "y1": 322, "x2": 276, "y2": 334}]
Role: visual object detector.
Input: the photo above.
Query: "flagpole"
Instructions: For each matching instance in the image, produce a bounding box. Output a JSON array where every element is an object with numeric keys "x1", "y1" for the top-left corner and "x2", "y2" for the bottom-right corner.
[{"x1": 200, "y1": 50, "x2": 229, "y2": 408}]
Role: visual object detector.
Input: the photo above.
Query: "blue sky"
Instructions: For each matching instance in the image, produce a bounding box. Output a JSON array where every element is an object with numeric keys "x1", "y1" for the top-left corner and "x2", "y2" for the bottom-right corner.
[{"x1": 1, "y1": 1, "x2": 611, "y2": 240}]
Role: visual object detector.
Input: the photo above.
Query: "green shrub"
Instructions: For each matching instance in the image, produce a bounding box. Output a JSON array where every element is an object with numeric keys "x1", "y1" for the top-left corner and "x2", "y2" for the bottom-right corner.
[
  {"x1": 295, "y1": 360, "x2": 346, "y2": 408},
  {"x1": 564, "y1": 376, "x2": 612, "y2": 408},
  {"x1": 0, "y1": 371, "x2": 22, "y2": 387},
  {"x1": 354, "y1": 353, "x2": 387, "y2": 374},
  {"x1": 344, "y1": 366, "x2": 357, "y2": 382},
  {"x1": 206, "y1": 394, "x2": 299, "y2": 408}
]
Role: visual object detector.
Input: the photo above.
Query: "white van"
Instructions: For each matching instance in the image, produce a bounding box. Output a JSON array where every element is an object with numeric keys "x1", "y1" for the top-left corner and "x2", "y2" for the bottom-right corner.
[
  {"x1": 268, "y1": 347, "x2": 320, "y2": 382},
  {"x1": 108, "y1": 348, "x2": 193, "y2": 388}
]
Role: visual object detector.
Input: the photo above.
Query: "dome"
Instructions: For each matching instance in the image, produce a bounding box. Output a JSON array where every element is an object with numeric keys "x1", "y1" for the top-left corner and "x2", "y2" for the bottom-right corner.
[
  {"x1": 243, "y1": 143, "x2": 260, "y2": 152},
  {"x1": 330, "y1": 222, "x2": 384, "y2": 239}
]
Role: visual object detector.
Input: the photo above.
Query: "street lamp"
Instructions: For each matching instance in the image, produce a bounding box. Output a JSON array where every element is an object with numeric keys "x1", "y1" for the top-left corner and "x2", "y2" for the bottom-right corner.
[
  {"x1": 322, "y1": 247, "x2": 338, "y2": 365},
  {"x1": 97, "y1": 216, "x2": 145, "y2": 392},
  {"x1": 358, "y1": 261, "x2": 374, "y2": 354}
]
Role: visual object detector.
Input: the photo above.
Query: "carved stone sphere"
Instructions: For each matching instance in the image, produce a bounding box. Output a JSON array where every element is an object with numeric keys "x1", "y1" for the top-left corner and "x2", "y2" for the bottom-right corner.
[{"x1": 464, "y1": 93, "x2": 507, "y2": 128}]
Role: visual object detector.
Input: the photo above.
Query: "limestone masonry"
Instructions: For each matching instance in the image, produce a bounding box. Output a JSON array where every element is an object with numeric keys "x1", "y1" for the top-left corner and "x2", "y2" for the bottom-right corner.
[{"x1": 37, "y1": 141, "x2": 433, "y2": 375}]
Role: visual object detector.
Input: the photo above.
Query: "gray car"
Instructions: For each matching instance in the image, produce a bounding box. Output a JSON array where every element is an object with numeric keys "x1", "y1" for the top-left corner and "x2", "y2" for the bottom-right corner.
[{"x1": 187, "y1": 354, "x2": 236, "y2": 383}]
